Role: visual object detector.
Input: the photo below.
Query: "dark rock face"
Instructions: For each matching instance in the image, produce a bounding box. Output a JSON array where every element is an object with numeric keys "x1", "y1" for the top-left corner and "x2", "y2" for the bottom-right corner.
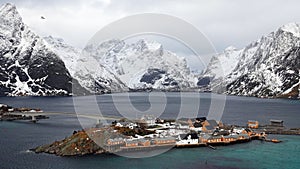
[
  {"x1": 197, "y1": 77, "x2": 211, "y2": 86},
  {"x1": 162, "y1": 77, "x2": 178, "y2": 86},
  {"x1": 279, "y1": 48, "x2": 300, "y2": 98},
  {"x1": 139, "y1": 68, "x2": 182, "y2": 89},
  {"x1": 140, "y1": 68, "x2": 166, "y2": 85},
  {"x1": 30, "y1": 54, "x2": 72, "y2": 92},
  {"x1": 0, "y1": 50, "x2": 74, "y2": 96}
]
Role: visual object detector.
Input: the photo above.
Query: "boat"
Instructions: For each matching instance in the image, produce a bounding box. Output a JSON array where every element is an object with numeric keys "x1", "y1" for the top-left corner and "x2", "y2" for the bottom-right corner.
[
  {"x1": 271, "y1": 139, "x2": 282, "y2": 143},
  {"x1": 265, "y1": 138, "x2": 282, "y2": 143}
]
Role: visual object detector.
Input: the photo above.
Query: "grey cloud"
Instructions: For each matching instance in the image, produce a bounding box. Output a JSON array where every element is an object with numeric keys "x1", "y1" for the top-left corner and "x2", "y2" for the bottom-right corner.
[{"x1": 0, "y1": 0, "x2": 299, "y2": 52}]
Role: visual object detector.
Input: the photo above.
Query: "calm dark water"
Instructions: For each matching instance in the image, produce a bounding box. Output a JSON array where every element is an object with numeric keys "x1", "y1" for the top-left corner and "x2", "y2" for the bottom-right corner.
[
  {"x1": 0, "y1": 92, "x2": 300, "y2": 169},
  {"x1": 2, "y1": 92, "x2": 300, "y2": 127}
]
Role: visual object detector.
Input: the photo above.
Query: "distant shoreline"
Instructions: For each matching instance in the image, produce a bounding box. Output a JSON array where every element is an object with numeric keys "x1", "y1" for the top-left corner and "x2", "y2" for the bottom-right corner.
[{"x1": 0, "y1": 91, "x2": 299, "y2": 101}]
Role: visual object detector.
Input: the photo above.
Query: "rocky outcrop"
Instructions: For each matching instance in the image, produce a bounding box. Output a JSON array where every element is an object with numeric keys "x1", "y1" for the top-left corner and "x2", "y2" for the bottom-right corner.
[{"x1": 33, "y1": 130, "x2": 106, "y2": 156}]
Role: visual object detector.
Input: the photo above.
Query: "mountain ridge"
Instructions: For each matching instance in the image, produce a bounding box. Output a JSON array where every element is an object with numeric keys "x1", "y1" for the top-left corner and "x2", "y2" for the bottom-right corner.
[
  {"x1": 201, "y1": 22, "x2": 300, "y2": 99},
  {"x1": 1, "y1": 3, "x2": 299, "y2": 99},
  {"x1": 84, "y1": 39, "x2": 197, "y2": 91}
]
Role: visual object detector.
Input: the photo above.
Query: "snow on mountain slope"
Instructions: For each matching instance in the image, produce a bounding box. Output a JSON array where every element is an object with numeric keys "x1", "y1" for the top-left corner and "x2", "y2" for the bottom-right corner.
[
  {"x1": 203, "y1": 23, "x2": 300, "y2": 98},
  {"x1": 0, "y1": 3, "x2": 78, "y2": 96},
  {"x1": 44, "y1": 36, "x2": 128, "y2": 94},
  {"x1": 44, "y1": 36, "x2": 80, "y2": 77},
  {"x1": 84, "y1": 39, "x2": 197, "y2": 90},
  {"x1": 197, "y1": 46, "x2": 243, "y2": 92},
  {"x1": 280, "y1": 22, "x2": 300, "y2": 38},
  {"x1": 203, "y1": 46, "x2": 242, "y2": 79}
]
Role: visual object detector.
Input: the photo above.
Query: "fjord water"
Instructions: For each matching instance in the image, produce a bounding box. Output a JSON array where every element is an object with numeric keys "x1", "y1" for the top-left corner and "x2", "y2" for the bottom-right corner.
[{"x1": 0, "y1": 92, "x2": 300, "y2": 169}]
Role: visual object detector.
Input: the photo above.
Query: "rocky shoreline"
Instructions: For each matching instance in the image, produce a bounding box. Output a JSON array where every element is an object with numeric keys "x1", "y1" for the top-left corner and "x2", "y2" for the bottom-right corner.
[{"x1": 32, "y1": 130, "x2": 107, "y2": 156}]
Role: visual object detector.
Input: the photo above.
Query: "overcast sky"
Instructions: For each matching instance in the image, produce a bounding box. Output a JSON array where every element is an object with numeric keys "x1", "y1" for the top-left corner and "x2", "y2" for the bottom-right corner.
[{"x1": 1, "y1": 0, "x2": 300, "y2": 53}]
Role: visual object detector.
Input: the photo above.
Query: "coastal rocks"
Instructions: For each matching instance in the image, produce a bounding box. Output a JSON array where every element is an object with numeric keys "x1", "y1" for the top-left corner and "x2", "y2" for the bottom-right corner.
[{"x1": 33, "y1": 131, "x2": 106, "y2": 156}]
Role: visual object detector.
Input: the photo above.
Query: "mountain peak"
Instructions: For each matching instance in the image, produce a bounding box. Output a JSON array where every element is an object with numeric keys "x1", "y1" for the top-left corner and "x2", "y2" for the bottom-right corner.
[
  {"x1": 225, "y1": 46, "x2": 238, "y2": 52},
  {"x1": 0, "y1": 3, "x2": 23, "y2": 36},
  {"x1": 134, "y1": 39, "x2": 163, "y2": 52},
  {"x1": 94, "y1": 39, "x2": 125, "y2": 51},
  {"x1": 0, "y1": 3, "x2": 20, "y2": 18},
  {"x1": 44, "y1": 36, "x2": 65, "y2": 44},
  {"x1": 0, "y1": 3, "x2": 16, "y2": 11},
  {"x1": 279, "y1": 22, "x2": 300, "y2": 37}
]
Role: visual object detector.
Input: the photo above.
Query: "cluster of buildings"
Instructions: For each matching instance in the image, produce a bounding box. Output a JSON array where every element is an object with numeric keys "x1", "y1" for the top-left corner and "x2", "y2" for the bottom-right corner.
[
  {"x1": 0, "y1": 104, "x2": 13, "y2": 113},
  {"x1": 0, "y1": 103, "x2": 45, "y2": 122},
  {"x1": 0, "y1": 103, "x2": 43, "y2": 114},
  {"x1": 95, "y1": 115, "x2": 266, "y2": 152}
]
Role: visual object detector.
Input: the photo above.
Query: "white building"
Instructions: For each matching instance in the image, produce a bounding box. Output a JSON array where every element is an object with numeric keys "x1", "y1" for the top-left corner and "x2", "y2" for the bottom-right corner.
[
  {"x1": 141, "y1": 115, "x2": 156, "y2": 126},
  {"x1": 176, "y1": 134, "x2": 199, "y2": 146}
]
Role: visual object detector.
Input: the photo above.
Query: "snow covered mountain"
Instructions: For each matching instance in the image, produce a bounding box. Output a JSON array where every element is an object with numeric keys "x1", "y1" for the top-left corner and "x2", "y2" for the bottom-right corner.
[
  {"x1": 44, "y1": 36, "x2": 127, "y2": 94},
  {"x1": 84, "y1": 39, "x2": 197, "y2": 91},
  {"x1": 0, "y1": 3, "x2": 208, "y2": 95},
  {"x1": 0, "y1": 3, "x2": 82, "y2": 96},
  {"x1": 2, "y1": 3, "x2": 299, "y2": 98},
  {"x1": 202, "y1": 23, "x2": 300, "y2": 99},
  {"x1": 0, "y1": 3, "x2": 127, "y2": 96}
]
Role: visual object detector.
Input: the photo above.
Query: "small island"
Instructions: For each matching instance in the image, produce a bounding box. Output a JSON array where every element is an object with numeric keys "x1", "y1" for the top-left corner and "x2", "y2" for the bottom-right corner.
[
  {"x1": 31, "y1": 115, "x2": 300, "y2": 157},
  {"x1": 0, "y1": 104, "x2": 47, "y2": 122}
]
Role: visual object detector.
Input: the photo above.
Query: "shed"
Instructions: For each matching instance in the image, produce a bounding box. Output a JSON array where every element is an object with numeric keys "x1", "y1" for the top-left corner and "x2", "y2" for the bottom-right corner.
[
  {"x1": 247, "y1": 120, "x2": 259, "y2": 129},
  {"x1": 270, "y1": 119, "x2": 284, "y2": 127}
]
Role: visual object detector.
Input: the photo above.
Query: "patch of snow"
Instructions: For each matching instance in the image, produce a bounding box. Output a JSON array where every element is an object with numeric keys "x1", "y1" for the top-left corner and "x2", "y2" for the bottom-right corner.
[
  {"x1": 282, "y1": 81, "x2": 300, "y2": 95},
  {"x1": 280, "y1": 22, "x2": 300, "y2": 38}
]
